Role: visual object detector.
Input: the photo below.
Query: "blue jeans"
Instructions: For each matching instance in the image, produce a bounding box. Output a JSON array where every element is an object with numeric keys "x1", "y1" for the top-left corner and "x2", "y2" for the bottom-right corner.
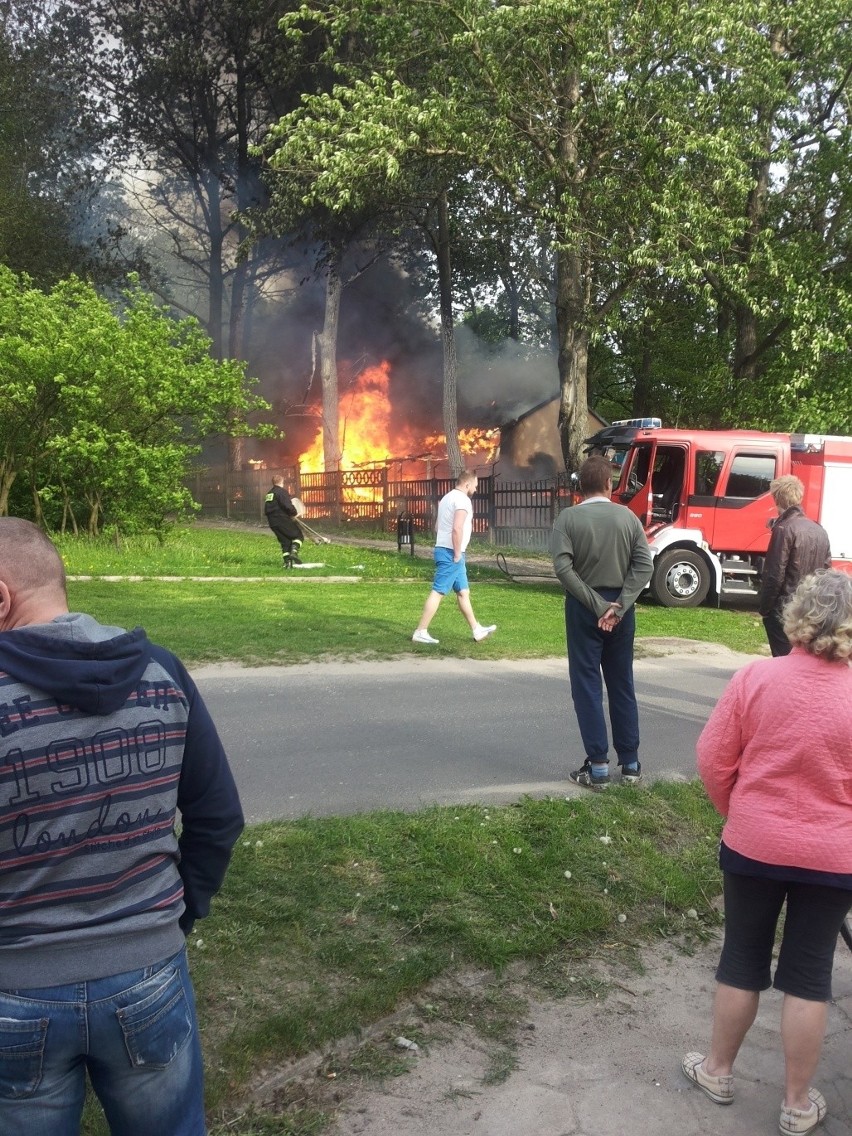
[
  {"x1": 565, "y1": 590, "x2": 640, "y2": 767},
  {"x1": 0, "y1": 947, "x2": 205, "y2": 1136}
]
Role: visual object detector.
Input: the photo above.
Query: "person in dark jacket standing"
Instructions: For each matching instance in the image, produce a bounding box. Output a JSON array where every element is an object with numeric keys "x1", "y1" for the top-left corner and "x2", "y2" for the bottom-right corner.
[
  {"x1": 0, "y1": 518, "x2": 244, "y2": 1136},
  {"x1": 551, "y1": 456, "x2": 653, "y2": 790},
  {"x1": 264, "y1": 474, "x2": 304, "y2": 568},
  {"x1": 758, "y1": 475, "x2": 831, "y2": 656}
]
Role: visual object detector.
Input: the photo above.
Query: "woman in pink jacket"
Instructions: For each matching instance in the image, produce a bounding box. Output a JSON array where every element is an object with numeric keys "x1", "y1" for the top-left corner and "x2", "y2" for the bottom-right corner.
[{"x1": 682, "y1": 570, "x2": 852, "y2": 1136}]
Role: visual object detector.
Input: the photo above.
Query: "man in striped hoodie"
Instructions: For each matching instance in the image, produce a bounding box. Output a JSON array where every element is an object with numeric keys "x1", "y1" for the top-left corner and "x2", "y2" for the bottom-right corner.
[{"x1": 0, "y1": 518, "x2": 244, "y2": 1135}]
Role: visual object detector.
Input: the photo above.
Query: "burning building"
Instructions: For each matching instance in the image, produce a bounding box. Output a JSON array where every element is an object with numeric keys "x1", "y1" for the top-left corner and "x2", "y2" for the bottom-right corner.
[{"x1": 294, "y1": 360, "x2": 500, "y2": 479}]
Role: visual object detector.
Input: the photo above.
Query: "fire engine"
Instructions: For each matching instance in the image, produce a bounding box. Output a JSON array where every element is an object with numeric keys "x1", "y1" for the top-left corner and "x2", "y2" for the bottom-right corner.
[{"x1": 583, "y1": 418, "x2": 852, "y2": 607}]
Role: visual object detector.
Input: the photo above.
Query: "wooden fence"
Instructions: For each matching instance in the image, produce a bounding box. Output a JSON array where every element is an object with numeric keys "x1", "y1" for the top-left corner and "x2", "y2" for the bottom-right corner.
[{"x1": 190, "y1": 466, "x2": 574, "y2": 550}]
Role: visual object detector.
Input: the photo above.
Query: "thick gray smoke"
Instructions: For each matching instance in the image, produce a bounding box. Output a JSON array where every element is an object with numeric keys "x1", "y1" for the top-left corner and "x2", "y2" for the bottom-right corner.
[
  {"x1": 455, "y1": 325, "x2": 559, "y2": 426},
  {"x1": 241, "y1": 252, "x2": 560, "y2": 468}
]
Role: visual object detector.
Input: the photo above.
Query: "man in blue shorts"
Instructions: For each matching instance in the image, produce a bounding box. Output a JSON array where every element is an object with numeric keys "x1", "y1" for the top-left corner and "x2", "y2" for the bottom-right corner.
[{"x1": 412, "y1": 470, "x2": 496, "y2": 645}]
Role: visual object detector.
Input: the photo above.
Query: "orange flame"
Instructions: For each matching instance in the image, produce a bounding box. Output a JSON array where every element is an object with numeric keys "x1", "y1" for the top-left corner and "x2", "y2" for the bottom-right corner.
[
  {"x1": 424, "y1": 428, "x2": 500, "y2": 461},
  {"x1": 299, "y1": 361, "x2": 500, "y2": 475}
]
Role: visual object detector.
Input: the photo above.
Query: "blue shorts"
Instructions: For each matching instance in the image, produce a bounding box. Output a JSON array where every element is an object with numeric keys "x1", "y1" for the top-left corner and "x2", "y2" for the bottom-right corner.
[{"x1": 432, "y1": 546, "x2": 469, "y2": 595}]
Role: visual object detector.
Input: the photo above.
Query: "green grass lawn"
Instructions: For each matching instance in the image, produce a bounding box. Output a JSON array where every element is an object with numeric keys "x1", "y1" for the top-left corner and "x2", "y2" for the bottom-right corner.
[
  {"x1": 95, "y1": 783, "x2": 722, "y2": 1136},
  {"x1": 62, "y1": 525, "x2": 767, "y2": 663},
  {"x1": 56, "y1": 524, "x2": 432, "y2": 580}
]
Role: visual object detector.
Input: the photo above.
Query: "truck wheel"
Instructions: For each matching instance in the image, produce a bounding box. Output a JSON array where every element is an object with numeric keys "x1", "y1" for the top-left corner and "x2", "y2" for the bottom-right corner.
[{"x1": 651, "y1": 549, "x2": 711, "y2": 607}]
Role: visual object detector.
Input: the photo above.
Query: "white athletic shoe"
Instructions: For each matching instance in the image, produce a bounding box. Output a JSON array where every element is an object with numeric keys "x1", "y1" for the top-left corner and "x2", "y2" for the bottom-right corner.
[
  {"x1": 473, "y1": 624, "x2": 497, "y2": 642},
  {"x1": 412, "y1": 629, "x2": 440, "y2": 645}
]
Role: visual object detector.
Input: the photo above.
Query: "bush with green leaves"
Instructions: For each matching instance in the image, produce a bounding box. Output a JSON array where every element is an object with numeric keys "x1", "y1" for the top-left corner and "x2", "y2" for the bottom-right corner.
[{"x1": 0, "y1": 266, "x2": 274, "y2": 534}]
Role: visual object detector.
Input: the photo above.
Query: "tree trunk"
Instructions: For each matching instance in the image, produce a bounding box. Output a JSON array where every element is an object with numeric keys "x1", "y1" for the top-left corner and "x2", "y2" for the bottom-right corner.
[
  {"x1": 632, "y1": 334, "x2": 653, "y2": 417},
  {"x1": 204, "y1": 174, "x2": 225, "y2": 360},
  {"x1": 437, "y1": 190, "x2": 464, "y2": 477},
  {"x1": 60, "y1": 483, "x2": 79, "y2": 536},
  {"x1": 201, "y1": 171, "x2": 242, "y2": 471},
  {"x1": 0, "y1": 459, "x2": 16, "y2": 516},
  {"x1": 732, "y1": 26, "x2": 782, "y2": 386},
  {"x1": 554, "y1": 245, "x2": 589, "y2": 475},
  {"x1": 733, "y1": 302, "x2": 760, "y2": 384},
  {"x1": 226, "y1": 61, "x2": 253, "y2": 475},
  {"x1": 499, "y1": 269, "x2": 521, "y2": 340},
  {"x1": 731, "y1": 149, "x2": 770, "y2": 386},
  {"x1": 86, "y1": 493, "x2": 101, "y2": 536},
  {"x1": 553, "y1": 63, "x2": 589, "y2": 475},
  {"x1": 227, "y1": 251, "x2": 252, "y2": 475},
  {"x1": 30, "y1": 480, "x2": 45, "y2": 528},
  {"x1": 318, "y1": 253, "x2": 342, "y2": 474}
]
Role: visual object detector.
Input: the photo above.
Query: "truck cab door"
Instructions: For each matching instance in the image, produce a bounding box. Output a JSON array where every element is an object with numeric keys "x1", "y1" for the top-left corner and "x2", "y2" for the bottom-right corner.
[
  {"x1": 707, "y1": 450, "x2": 780, "y2": 553},
  {"x1": 648, "y1": 445, "x2": 687, "y2": 525},
  {"x1": 613, "y1": 442, "x2": 654, "y2": 525},
  {"x1": 614, "y1": 442, "x2": 688, "y2": 531},
  {"x1": 685, "y1": 449, "x2": 725, "y2": 545}
]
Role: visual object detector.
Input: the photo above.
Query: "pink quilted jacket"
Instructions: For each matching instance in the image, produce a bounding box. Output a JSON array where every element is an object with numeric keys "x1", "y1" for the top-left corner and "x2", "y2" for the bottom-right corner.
[{"x1": 697, "y1": 647, "x2": 852, "y2": 873}]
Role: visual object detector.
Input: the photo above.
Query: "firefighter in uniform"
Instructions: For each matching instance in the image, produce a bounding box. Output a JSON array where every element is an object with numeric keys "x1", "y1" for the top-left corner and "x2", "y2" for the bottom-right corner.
[{"x1": 264, "y1": 475, "x2": 304, "y2": 568}]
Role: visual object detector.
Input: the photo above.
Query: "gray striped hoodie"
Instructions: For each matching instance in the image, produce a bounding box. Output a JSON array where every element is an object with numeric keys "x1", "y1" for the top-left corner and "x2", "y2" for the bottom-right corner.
[{"x1": 0, "y1": 613, "x2": 243, "y2": 987}]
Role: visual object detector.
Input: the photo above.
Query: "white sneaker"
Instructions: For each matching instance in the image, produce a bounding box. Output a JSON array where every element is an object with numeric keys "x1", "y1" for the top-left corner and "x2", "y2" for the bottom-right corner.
[
  {"x1": 473, "y1": 624, "x2": 496, "y2": 642},
  {"x1": 412, "y1": 629, "x2": 439, "y2": 644},
  {"x1": 779, "y1": 1088, "x2": 827, "y2": 1136}
]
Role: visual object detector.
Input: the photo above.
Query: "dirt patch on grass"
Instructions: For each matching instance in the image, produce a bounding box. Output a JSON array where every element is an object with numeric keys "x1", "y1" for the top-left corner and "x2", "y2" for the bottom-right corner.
[
  {"x1": 234, "y1": 934, "x2": 852, "y2": 1136},
  {"x1": 636, "y1": 637, "x2": 763, "y2": 659},
  {"x1": 239, "y1": 937, "x2": 705, "y2": 1132}
]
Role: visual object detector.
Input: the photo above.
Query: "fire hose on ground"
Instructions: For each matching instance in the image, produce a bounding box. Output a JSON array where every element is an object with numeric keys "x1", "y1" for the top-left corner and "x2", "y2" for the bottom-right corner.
[
  {"x1": 291, "y1": 499, "x2": 332, "y2": 545},
  {"x1": 495, "y1": 551, "x2": 557, "y2": 583}
]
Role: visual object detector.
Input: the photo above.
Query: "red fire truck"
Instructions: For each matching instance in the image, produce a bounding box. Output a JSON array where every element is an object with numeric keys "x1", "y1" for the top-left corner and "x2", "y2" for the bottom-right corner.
[{"x1": 584, "y1": 418, "x2": 852, "y2": 607}]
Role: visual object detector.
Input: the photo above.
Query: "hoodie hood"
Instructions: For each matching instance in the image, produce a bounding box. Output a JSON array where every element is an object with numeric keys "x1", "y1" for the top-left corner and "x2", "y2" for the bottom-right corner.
[{"x1": 0, "y1": 613, "x2": 152, "y2": 714}]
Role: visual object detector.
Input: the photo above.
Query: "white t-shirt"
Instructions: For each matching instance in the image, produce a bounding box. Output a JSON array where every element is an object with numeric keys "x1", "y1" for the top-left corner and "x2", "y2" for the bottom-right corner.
[{"x1": 435, "y1": 488, "x2": 473, "y2": 552}]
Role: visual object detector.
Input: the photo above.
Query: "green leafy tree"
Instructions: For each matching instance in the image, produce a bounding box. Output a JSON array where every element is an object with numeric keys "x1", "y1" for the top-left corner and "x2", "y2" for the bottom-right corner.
[
  {"x1": 268, "y1": 0, "x2": 851, "y2": 464},
  {"x1": 648, "y1": 0, "x2": 852, "y2": 424},
  {"x1": 269, "y1": 213, "x2": 387, "y2": 476},
  {"x1": 588, "y1": 281, "x2": 733, "y2": 428},
  {"x1": 87, "y1": 0, "x2": 325, "y2": 468},
  {"x1": 0, "y1": 268, "x2": 67, "y2": 513},
  {"x1": 454, "y1": 185, "x2": 555, "y2": 349},
  {"x1": 0, "y1": 1, "x2": 120, "y2": 283},
  {"x1": 0, "y1": 267, "x2": 273, "y2": 533},
  {"x1": 266, "y1": 0, "x2": 709, "y2": 467},
  {"x1": 261, "y1": 130, "x2": 468, "y2": 473}
]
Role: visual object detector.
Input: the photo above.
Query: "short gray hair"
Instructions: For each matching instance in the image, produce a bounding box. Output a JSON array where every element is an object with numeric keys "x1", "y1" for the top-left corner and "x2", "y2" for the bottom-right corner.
[
  {"x1": 783, "y1": 570, "x2": 852, "y2": 662},
  {"x1": 770, "y1": 475, "x2": 804, "y2": 511},
  {"x1": 0, "y1": 517, "x2": 67, "y2": 597}
]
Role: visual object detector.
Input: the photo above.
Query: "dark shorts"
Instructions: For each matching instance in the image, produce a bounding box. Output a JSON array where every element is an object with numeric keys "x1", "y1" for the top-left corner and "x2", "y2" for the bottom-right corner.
[
  {"x1": 716, "y1": 872, "x2": 852, "y2": 1001},
  {"x1": 432, "y1": 547, "x2": 469, "y2": 595}
]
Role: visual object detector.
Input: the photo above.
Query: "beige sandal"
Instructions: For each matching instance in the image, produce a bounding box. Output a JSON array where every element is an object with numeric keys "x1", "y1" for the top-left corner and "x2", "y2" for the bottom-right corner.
[{"x1": 681, "y1": 1052, "x2": 734, "y2": 1105}]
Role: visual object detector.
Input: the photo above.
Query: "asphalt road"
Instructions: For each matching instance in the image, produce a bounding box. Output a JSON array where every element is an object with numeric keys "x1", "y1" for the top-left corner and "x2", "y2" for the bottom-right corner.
[{"x1": 192, "y1": 642, "x2": 759, "y2": 822}]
